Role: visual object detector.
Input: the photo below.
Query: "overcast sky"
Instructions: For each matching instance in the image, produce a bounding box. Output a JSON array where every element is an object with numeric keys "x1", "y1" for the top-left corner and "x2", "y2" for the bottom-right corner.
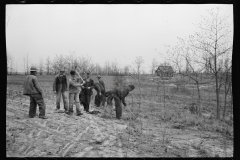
[{"x1": 6, "y1": 4, "x2": 233, "y2": 73}]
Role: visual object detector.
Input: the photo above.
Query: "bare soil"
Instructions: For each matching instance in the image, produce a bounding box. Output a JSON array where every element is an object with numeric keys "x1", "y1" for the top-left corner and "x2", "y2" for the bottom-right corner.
[{"x1": 6, "y1": 75, "x2": 233, "y2": 157}]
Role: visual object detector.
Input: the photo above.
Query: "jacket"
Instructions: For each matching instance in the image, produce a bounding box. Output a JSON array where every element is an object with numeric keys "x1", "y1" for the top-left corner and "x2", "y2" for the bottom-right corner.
[
  {"x1": 93, "y1": 83, "x2": 102, "y2": 95},
  {"x1": 23, "y1": 75, "x2": 43, "y2": 95},
  {"x1": 69, "y1": 77, "x2": 83, "y2": 93},
  {"x1": 53, "y1": 74, "x2": 68, "y2": 92},
  {"x1": 99, "y1": 79, "x2": 105, "y2": 91},
  {"x1": 82, "y1": 78, "x2": 94, "y2": 95}
]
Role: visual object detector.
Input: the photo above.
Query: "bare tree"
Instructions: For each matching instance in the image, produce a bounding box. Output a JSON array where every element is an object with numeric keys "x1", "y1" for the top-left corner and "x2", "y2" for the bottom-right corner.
[
  {"x1": 134, "y1": 56, "x2": 144, "y2": 80},
  {"x1": 51, "y1": 54, "x2": 65, "y2": 74},
  {"x1": 78, "y1": 55, "x2": 92, "y2": 74},
  {"x1": 38, "y1": 58, "x2": 44, "y2": 75},
  {"x1": 15, "y1": 62, "x2": 17, "y2": 75},
  {"x1": 45, "y1": 56, "x2": 51, "y2": 75},
  {"x1": 95, "y1": 63, "x2": 102, "y2": 75},
  {"x1": 7, "y1": 52, "x2": 13, "y2": 75},
  {"x1": 124, "y1": 65, "x2": 130, "y2": 75},
  {"x1": 222, "y1": 58, "x2": 232, "y2": 119},
  {"x1": 104, "y1": 60, "x2": 111, "y2": 75},
  {"x1": 111, "y1": 60, "x2": 119, "y2": 75},
  {"x1": 23, "y1": 53, "x2": 29, "y2": 75},
  {"x1": 189, "y1": 8, "x2": 233, "y2": 119},
  {"x1": 150, "y1": 58, "x2": 158, "y2": 75},
  {"x1": 26, "y1": 53, "x2": 29, "y2": 75},
  {"x1": 164, "y1": 38, "x2": 204, "y2": 116}
]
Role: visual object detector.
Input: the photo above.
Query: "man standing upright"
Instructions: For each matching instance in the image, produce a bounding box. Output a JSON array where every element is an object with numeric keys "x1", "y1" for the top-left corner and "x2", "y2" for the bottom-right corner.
[
  {"x1": 95, "y1": 75, "x2": 106, "y2": 107},
  {"x1": 53, "y1": 67, "x2": 68, "y2": 113},
  {"x1": 79, "y1": 71, "x2": 94, "y2": 113},
  {"x1": 68, "y1": 70, "x2": 85, "y2": 116},
  {"x1": 23, "y1": 66, "x2": 47, "y2": 119}
]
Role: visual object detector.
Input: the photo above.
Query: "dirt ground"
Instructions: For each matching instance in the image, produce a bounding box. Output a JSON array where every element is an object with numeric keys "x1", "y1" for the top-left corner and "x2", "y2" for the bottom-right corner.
[{"x1": 6, "y1": 75, "x2": 233, "y2": 157}]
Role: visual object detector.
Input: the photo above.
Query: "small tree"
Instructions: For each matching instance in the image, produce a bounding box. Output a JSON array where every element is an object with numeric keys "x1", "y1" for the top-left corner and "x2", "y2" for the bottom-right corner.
[
  {"x1": 38, "y1": 58, "x2": 44, "y2": 75},
  {"x1": 45, "y1": 56, "x2": 51, "y2": 75},
  {"x1": 150, "y1": 58, "x2": 158, "y2": 75},
  {"x1": 189, "y1": 8, "x2": 233, "y2": 119}
]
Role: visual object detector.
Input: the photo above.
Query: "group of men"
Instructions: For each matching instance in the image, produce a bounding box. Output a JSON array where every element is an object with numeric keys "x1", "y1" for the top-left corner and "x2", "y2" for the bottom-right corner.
[
  {"x1": 23, "y1": 66, "x2": 106, "y2": 119},
  {"x1": 23, "y1": 66, "x2": 135, "y2": 120}
]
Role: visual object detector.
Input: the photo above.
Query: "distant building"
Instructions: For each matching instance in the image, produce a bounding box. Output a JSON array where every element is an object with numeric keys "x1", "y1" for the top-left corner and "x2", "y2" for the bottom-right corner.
[{"x1": 155, "y1": 65, "x2": 174, "y2": 77}]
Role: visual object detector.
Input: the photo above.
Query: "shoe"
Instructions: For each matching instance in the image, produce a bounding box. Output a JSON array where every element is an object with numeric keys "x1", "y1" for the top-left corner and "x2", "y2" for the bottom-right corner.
[
  {"x1": 58, "y1": 110, "x2": 65, "y2": 113},
  {"x1": 64, "y1": 110, "x2": 68, "y2": 113},
  {"x1": 39, "y1": 116, "x2": 48, "y2": 119},
  {"x1": 67, "y1": 112, "x2": 73, "y2": 116},
  {"x1": 76, "y1": 113, "x2": 83, "y2": 116},
  {"x1": 86, "y1": 111, "x2": 90, "y2": 114},
  {"x1": 55, "y1": 108, "x2": 60, "y2": 112},
  {"x1": 29, "y1": 116, "x2": 35, "y2": 118}
]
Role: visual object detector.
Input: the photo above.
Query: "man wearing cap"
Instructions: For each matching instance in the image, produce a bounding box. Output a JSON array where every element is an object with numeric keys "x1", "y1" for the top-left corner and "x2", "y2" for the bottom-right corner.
[
  {"x1": 53, "y1": 67, "x2": 68, "y2": 113},
  {"x1": 23, "y1": 66, "x2": 47, "y2": 119},
  {"x1": 79, "y1": 71, "x2": 95, "y2": 113},
  {"x1": 94, "y1": 75, "x2": 106, "y2": 107}
]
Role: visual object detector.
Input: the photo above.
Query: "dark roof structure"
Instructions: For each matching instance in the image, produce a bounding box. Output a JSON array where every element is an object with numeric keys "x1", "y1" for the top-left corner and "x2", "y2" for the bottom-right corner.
[{"x1": 155, "y1": 65, "x2": 174, "y2": 77}]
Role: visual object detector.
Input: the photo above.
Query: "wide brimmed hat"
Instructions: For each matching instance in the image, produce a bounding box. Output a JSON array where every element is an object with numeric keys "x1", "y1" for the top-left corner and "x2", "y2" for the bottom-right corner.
[{"x1": 30, "y1": 66, "x2": 38, "y2": 71}]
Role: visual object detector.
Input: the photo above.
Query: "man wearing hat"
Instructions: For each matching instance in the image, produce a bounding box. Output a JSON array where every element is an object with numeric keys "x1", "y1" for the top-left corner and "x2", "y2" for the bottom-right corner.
[
  {"x1": 79, "y1": 71, "x2": 95, "y2": 113},
  {"x1": 68, "y1": 69, "x2": 85, "y2": 116},
  {"x1": 23, "y1": 66, "x2": 47, "y2": 119},
  {"x1": 94, "y1": 75, "x2": 106, "y2": 107},
  {"x1": 53, "y1": 67, "x2": 69, "y2": 113}
]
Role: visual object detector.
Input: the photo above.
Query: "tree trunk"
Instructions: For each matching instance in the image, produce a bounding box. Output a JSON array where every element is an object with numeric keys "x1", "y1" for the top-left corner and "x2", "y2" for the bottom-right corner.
[
  {"x1": 196, "y1": 81, "x2": 201, "y2": 116},
  {"x1": 215, "y1": 72, "x2": 220, "y2": 119}
]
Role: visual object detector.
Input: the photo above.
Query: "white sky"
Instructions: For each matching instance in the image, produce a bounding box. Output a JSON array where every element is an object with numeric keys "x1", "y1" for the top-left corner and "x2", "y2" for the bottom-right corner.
[{"x1": 6, "y1": 4, "x2": 233, "y2": 73}]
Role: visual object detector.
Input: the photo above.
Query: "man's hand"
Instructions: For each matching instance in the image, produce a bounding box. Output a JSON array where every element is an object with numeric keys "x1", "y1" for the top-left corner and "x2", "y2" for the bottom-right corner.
[
  {"x1": 88, "y1": 87, "x2": 91, "y2": 89},
  {"x1": 53, "y1": 91, "x2": 57, "y2": 94}
]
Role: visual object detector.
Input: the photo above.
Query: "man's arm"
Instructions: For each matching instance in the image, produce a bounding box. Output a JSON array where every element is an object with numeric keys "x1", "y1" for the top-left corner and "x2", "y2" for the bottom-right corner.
[
  {"x1": 69, "y1": 79, "x2": 84, "y2": 87},
  {"x1": 32, "y1": 77, "x2": 43, "y2": 94}
]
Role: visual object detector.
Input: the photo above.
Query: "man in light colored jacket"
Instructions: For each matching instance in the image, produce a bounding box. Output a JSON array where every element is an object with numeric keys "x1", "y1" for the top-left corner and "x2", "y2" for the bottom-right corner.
[
  {"x1": 23, "y1": 66, "x2": 47, "y2": 119},
  {"x1": 53, "y1": 67, "x2": 68, "y2": 113},
  {"x1": 68, "y1": 70, "x2": 85, "y2": 116}
]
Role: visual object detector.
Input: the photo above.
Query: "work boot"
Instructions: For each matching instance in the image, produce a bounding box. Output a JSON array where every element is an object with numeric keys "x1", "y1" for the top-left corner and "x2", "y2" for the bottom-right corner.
[
  {"x1": 39, "y1": 116, "x2": 48, "y2": 119},
  {"x1": 76, "y1": 113, "x2": 83, "y2": 116},
  {"x1": 67, "y1": 112, "x2": 73, "y2": 116}
]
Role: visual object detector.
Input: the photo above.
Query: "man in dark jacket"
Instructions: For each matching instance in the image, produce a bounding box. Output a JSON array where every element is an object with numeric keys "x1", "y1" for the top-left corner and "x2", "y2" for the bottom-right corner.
[
  {"x1": 93, "y1": 82, "x2": 103, "y2": 107},
  {"x1": 23, "y1": 66, "x2": 47, "y2": 119},
  {"x1": 105, "y1": 84, "x2": 135, "y2": 119},
  {"x1": 79, "y1": 71, "x2": 95, "y2": 113},
  {"x1": 53, "y1": 67, "x2": 69, "y2": 113},
  {"x1": 95, "y1": 75, "x2": 106, "y2": 107}
]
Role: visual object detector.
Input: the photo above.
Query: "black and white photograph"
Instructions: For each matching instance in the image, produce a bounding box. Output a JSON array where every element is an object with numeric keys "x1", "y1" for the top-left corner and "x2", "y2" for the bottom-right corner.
[{"x1": 6, "y1": 4, "x2": 233, "y2": 157}]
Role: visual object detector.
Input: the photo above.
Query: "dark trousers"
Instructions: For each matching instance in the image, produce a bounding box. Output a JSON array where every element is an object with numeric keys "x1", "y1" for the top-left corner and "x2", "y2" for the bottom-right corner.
[
  {"x1": 113, "y1": 96, "x2": 122, "y2": 119},
  {"x1": 29, "y1": 94, "x2": 46, "y2": 117},
  {"x1": 106, "y1": 95, "x2": 122, "y2": 119},
  {"x1": 94, "y1": 94, "x2": 102, "y2": 107},
  {"x1": 85, "y1": 94, "x2": 91, "y2": 112},
  {"x1": 56, "y1": 91, "x2": 68, "y2": 110}
]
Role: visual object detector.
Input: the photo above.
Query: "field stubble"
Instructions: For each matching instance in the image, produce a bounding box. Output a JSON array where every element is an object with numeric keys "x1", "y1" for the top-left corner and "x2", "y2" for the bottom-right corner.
[{"x1": 6, "y1": 75, "x2": 233, "y2": 157}]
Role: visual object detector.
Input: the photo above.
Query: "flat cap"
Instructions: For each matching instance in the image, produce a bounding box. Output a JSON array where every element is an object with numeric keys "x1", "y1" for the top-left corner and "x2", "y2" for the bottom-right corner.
[{"x1": 30, "y1": 66, "x2": 38, "y2": 71}]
